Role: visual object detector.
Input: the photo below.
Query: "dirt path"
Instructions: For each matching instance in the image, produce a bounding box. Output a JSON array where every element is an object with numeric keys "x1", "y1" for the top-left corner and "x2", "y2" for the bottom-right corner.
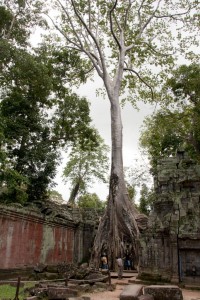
[{"x1": 83, "y1": 277, "x2": 200, "y2": 300}]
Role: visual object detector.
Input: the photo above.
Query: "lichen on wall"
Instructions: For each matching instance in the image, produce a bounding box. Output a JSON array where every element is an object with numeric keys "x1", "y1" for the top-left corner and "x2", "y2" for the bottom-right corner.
[{"x1": 139, "y1": 150, "x2": 200, "y2": 283}]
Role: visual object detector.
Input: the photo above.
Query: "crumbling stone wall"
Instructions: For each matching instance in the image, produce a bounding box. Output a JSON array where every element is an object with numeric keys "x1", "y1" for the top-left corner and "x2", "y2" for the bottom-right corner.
[
  {"x1": 0, "y1": 203, "x2": 103, "y2": 278},
  {"x1": 139, "y1": 151, "x2": 200, "y2": 284},
  {"x1": 0, "y1": 204, "x2": 75, "y2": 270}
]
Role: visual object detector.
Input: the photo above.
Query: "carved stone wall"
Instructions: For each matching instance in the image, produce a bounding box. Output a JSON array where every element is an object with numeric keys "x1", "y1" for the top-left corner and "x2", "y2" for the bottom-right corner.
[
  {"x1": 139, "y1": 151, "x2": 200, "y2": 284},
  {"x1": 0, "y1": 203, "x2": 102, "y2": 278}
]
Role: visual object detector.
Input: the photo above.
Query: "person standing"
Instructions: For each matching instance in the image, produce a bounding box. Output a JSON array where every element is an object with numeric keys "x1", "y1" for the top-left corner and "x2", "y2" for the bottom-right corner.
[
  {"x1": 101, "y1": 253, "x2": 108, "y2": 270},
  {"x1": 116, "y1": 256, "x2": 123, "y2": 279}
]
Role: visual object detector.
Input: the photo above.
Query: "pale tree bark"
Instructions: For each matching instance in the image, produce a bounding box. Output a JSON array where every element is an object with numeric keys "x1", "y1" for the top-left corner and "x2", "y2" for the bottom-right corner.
[{"x1": 90, "y1": 47, "x2": 147, "y2": 269}]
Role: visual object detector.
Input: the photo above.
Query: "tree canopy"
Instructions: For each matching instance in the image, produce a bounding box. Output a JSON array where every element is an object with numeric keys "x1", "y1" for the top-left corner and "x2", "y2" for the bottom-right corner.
[
  {"x1": 63, "y1": 133, "x2": 109, "y2": 204},
  {"x1": 140, "y1": 63, "x2": 200, "y2": 173},
  {"x1": 77, "y1": 193, "x2": 106, "y2": 209},
  {"x1": 0, "y1": 1, "x2": 102, "y2": 204}
]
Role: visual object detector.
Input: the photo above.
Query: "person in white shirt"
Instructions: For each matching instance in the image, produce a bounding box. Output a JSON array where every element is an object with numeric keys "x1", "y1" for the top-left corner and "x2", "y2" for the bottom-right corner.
[{"x1": 116, "y1": 256, "x2": 123, "y2": 279}]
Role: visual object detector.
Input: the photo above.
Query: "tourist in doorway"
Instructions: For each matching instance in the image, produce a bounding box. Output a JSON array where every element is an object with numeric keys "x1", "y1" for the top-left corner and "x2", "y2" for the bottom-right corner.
[
  {"x1": 116, "y1": 256, "x2": 123, "y2": 279},
  {"x1": 125, "y1": 250, "x2": 131, "y2": 270},
  {"x1": 101, "y1": 253, "x2": 108, "y2": 270}
]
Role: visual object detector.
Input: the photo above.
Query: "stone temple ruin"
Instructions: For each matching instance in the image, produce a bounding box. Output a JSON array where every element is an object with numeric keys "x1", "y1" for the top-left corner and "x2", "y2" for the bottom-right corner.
[
  {"x1": 139, "y1": 150, "x2": 200, "y2": 285},
  {"x1": 1, "y1": 150, "x2": 200, "y2": 292}
]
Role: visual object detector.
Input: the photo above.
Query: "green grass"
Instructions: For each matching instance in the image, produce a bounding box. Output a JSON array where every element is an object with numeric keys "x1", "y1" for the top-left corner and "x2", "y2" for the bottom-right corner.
[{"x1": 0, "y1": 282, "x2": 35, "y2": 300}]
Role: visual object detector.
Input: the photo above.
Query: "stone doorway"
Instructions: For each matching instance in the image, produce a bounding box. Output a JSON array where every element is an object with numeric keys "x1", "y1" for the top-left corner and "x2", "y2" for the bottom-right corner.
[{"x1": 179, "y1": 248, "x2": 200, "y2": 284}]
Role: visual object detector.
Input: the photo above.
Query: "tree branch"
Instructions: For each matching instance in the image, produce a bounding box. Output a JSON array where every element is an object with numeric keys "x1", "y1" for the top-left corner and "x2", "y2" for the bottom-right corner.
[
  {"x1": 45, "y1": 12, "x2": 82, "y2": 52},
  {"x1": 71, "y1": 0, "x2": 107, "y2": 76},
  {"x1": 109, "y1": 0, "x2": 121, "y2": 49},
  {"x1": 54, "y1": 1, "x2": 103, "y2": 78},
  {"x1": 137, "y1": 0, "x2": 145, "y2": 29},
  {"x1": 124, "y1": 67, "x2": 154, "y2": 101},
  {"x1": 138, "y1": 0, "x2": 162, "y2": 37},
  {"x1": 56, "y1": 0, "x2": 85, "y2": 50},
  {"x1": 124, "y1": 0, "x2": 132, "y2": 30}
]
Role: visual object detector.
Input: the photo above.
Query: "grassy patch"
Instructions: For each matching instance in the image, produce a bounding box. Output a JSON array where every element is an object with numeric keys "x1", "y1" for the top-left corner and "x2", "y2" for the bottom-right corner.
[{"x1": 0, "y1": 282, "x2": 35, "y2": 300}]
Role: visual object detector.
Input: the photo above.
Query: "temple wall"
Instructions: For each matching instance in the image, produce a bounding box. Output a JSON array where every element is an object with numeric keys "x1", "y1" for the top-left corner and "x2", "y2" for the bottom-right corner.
[
  {"x1": 0, "y1": 203, "x2": 102, "y2": 277},
  {"x1": 0, "y1": 205, "x2": 75, "y2": 270},
  {"x1": 139, "y1": 151, "x2": 200, "y2": 284}
]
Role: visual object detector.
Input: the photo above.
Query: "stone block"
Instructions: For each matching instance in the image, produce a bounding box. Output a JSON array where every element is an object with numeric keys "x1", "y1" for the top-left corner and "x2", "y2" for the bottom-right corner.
[
  {"x1": 120, "y1": 284, "x2": 143, "y2": 300},
  {"x1": 67, "y1": 298, "x2": 90, "y2": 300},
  {"x1": 79, "y1": 284, "x2": 90, "y2": 292},
  {"x1": 45, "y1": 272, "x2": 59, "y2": 280},
  {"x1": 138, "y1": 295, "x2": 154, "y2": 300},
  {"x1": 94, "y1": 282, "x2": 107, "y2": 288},
  {"x1": 24, "y1": 297, "x2": 38, "y2": 300},
  {"x1": 144, "y1": 285, "x2": 183, "y2": 300},
  {"x1": 48, "y1": 287, "x2": 79, "y2": 299},
  {"x1": 47, "y1": 265, "x2": 59, "y2": 273}
]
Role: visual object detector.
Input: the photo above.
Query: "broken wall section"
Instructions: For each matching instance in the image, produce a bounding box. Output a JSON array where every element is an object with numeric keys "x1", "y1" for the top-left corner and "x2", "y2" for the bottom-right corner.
[
  {"x1": 139, "y1": 151, "x2": 200, "y2": 284},
  {"x1": 0, "y1": 203, "x2": 102, "y2": 278}
]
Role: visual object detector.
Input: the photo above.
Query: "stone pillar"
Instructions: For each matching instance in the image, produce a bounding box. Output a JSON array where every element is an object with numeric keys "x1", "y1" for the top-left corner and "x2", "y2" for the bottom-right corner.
[
  {"x1": 170, "y1": 234, "x2": 179, "y2": 283},
  {"x1": 73, "y1": 223, "x2": 84, "y2": 264}
]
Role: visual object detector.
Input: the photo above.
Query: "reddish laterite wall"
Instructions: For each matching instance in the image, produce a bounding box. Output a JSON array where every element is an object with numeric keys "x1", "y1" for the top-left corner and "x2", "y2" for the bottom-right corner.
[{"x1": 0, "y1": 206, "x2": 75, "y2": 269}]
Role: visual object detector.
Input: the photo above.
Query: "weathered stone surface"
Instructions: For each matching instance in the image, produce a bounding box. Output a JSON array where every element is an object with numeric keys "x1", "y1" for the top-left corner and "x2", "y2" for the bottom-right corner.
[
  {"x1": 78, "y1": 284, "x2": 90, "y2": 292},
  {"x1": 66, "y1": 297, "x2": 90, "y2": 300},
  {"x1": 144, "y1": 285, "x2": 183, "y2": 300},
  {"x1": 48, "y1": 287, "x2": 79, "y2": 299},
  {"x1": 45, "y1": 272, "x2": 59, "y2": 280},
  {"x1": 24, "y1": 297, "x2": 38, "y2": 300},
  {"x1": 138, "y1": 295, "x2": 154, "y2": 300},
  {"x1": 120, "y1": 284, "x2": 143, "y2": 300},
  {"x1": 139, "y1": 151, "x2": 200, "y2": 284},
  {"x1": 30, "y1": 287, "x2": 48, "y2": 298},
  {"x1": 94, "y1": 282, "x2": 107, "y2": 288}
]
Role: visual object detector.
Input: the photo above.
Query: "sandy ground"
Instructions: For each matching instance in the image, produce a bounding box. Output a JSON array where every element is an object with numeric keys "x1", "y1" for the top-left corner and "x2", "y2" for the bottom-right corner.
[{"x1": 82, "y1": 277, "x2": 200, "y2": 300}]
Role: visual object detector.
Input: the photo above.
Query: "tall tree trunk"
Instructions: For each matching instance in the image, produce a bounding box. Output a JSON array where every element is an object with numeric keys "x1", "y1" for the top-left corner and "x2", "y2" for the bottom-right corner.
[
  {"x1": 68, "y1": 181, "x2": 80, "y2": 204},
  {"x1": 91, "y1": 91, "x2": 148, "y2": 270}
]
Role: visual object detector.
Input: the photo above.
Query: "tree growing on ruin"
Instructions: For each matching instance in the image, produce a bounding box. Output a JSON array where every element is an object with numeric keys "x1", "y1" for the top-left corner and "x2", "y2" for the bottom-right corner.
[
  {"x1": 43, "y1": 0, "x2": 199, "y2": 268},
  {"x1": 63, "y1": 133, "x2": 109, "y2": 204}
]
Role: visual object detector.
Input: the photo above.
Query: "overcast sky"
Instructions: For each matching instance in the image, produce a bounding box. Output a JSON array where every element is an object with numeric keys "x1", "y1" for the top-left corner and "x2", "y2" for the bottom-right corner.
[{"x1": 54, "y1": 74, "x2": 155, "y2": 201}]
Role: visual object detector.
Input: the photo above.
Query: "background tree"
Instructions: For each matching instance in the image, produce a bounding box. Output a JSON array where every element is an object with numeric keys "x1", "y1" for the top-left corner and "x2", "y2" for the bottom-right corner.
[
  {"x1": 0, "y1": 2, "x2": 100, "y2": 204},
  {"x1": 77, "y1": 193, "x2": 106, "y2": 209},
  {"x1": 48, "y1": 190, "x2": 64, "y2": 204},
  {"x1": 138, "y1": 184, "x2": 155, "y2": 215},
  {"x1": 43, "y1": 0, "x2": 199, "y2": 268},
  {"x1": 63, "y1": 134, "x2": 109, "y2": 204},
  {"x1": 140, "y1": 63, "x2": 200, "y2": 173}
]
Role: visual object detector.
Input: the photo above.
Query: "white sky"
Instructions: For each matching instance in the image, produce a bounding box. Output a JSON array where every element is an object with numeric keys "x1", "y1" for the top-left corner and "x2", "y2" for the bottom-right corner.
[{"x1": 54, "y1": 74, "x2": 155, "y2": 201}]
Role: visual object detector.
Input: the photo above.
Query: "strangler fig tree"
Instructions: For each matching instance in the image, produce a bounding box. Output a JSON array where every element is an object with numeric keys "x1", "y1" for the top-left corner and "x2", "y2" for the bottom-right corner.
[{"x1": 42, "y1": 0, "x2": 199, "y2": 269}]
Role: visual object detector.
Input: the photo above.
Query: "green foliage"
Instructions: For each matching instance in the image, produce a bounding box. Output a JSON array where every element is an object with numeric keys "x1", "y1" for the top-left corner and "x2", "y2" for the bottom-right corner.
[
  {"x1": 140, "y1": 63, "x2": 200, "y2": 173},
  {"x1": 44, "y1": 0, "x2": 199, "y2": 106},
  {"x1": 47, "y1": 190, "x2": 64, "y2": 204},
  {"x1": 0, "y1": 2, "x2": 101, "y2": 204},
  {"x1": 138, "y1": 184, "x2": 155, "y2": 215},
  {"x1": 63, "y1": 134, "x2": 109, "y2": 203},
  {"x1": 140, "y1": 110, "x2": 184, "y2": 172},
  {"x1": 77, "y1": 193, "x2": 106, "y2": 209},
  {"x1": 126, "y1": 183, "x2": 136, "y2": 202}
]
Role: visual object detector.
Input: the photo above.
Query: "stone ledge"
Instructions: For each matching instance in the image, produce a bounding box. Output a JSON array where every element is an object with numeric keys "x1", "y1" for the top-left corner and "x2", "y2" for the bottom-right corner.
[
  {"x1": 144, "y1": 285, "x2": 183, "y2": 300},
  {"x1": 120, "y1": 284, "x2": 143, "y2": 300}
]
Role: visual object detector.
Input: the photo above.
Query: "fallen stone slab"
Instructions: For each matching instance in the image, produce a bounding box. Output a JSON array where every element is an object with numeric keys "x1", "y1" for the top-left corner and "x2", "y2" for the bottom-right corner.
[
  {"x1": 138, "y1": 295, "x2": 154, "y2": 300},
  {"x1": 69, "y1": 275, "x2": 108, "y2": 285},
  {"x1": 78, "y1": 284, "x2": 90, "y2": 292},
  {"x1": 144, "y1": 285, "x2": 183, "y2": 300},
  {"x1": 120, "y1": 284, "x2": 143, "y2": 300},
  {"x1": 48, "y1": 287, "x2": 79, "y2": 299},
  {"x1": 66, "y1": 297, "x2": 90, "y2": 300}
]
